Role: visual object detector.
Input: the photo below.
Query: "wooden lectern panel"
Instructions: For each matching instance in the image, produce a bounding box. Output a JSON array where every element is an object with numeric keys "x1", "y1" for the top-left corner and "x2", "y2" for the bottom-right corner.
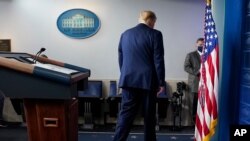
[{"x1": 24, "y1": 99, "x2": 78, "y2": 141}]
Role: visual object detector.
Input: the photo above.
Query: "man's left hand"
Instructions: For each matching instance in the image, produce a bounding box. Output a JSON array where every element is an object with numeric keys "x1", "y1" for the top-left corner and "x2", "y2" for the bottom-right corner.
[{"x1": 157, "y1": 86, "x2": 165, "y2": 96}]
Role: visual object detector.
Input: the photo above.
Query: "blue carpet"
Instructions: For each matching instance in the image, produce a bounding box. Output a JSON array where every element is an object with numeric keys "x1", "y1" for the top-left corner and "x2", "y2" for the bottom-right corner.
[
  {"x1": 79, "y1": 132, "x2": 194, "y2": 141},
  {"x1": 0, "y1": 127, "x2": 194, "y2": 141}
]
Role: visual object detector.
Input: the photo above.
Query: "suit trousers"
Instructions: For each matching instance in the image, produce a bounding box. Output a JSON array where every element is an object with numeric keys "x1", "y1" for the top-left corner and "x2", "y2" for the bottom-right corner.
[
  {"x1": 192, "y1": 92, "x2": 198, "y2": 122},
  {"x1": 113, "y1": 88, "x2": 157, "y2": 141}
]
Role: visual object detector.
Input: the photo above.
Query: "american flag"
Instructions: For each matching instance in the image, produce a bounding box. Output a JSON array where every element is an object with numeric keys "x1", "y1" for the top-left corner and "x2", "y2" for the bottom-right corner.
[{"x1": 194, "y1": 2, "x2": 219, "y2": 141}]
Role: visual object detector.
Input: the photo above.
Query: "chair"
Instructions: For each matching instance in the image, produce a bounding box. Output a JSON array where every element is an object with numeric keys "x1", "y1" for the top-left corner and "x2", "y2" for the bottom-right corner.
[
  {"x1": 104, "y1": 81, "x2": 122, "y2": 125},
  {"x1": 78, "y1": 80, "x2": 103, "y2": 129},
  {"x1": 156, "y1": 81, "x2": 170, "y2": 131}
]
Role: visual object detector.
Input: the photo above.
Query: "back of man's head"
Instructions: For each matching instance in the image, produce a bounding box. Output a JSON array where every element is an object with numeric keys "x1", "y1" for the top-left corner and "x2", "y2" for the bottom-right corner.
[
  {"x1": 196, "y1": 38, "x2": 204, "y2": 43},
  {"x1": 139, "y1": 10, "x2": 157, "y2": 28}
]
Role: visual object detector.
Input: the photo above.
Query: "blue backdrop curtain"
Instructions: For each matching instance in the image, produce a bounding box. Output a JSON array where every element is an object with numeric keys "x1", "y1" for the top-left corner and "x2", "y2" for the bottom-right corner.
[{"x1": 216, "y1": 0, "x2": 247, "y2": 141}]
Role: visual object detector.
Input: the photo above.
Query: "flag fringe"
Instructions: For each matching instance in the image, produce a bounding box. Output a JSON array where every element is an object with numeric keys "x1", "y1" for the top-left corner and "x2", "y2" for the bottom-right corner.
[{"x1": 203, "y1": 118, "x2": 218, "y2": 141}]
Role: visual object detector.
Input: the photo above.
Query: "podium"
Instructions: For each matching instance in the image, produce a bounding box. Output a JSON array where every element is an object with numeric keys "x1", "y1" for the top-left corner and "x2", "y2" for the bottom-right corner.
[{"x1": 0, "y1": 52, "x2": 90, "y2": 141}]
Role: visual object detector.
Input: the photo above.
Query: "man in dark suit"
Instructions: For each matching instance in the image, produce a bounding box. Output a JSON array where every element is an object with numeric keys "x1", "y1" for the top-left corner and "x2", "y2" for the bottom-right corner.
[
  {"x1": 184, "y1": 38, "x2": 204, "y2": 123},
  {"x1": 113, "y1": 10, "x2": 165, "y2": 141}
]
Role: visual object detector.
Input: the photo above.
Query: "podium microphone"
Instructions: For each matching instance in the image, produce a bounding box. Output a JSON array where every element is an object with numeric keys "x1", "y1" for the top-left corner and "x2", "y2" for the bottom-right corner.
[{"x1": 33, "y1": 47, "x2": 46, "y2": 63}]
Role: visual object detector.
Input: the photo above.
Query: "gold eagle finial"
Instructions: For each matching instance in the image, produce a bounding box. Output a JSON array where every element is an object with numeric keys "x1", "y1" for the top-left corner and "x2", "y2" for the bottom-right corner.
[{"x1": 207, "y1": 0, "x2": 211, "y2": 5}]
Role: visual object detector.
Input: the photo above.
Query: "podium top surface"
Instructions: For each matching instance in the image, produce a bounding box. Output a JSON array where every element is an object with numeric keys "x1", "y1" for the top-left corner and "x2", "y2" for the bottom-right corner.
[
  {"x1": 0, "y1": 51, "x2": 90, "y2": 85},
  {"x1": 0, "y1": 51, "x2": 91, "y2": 99}
]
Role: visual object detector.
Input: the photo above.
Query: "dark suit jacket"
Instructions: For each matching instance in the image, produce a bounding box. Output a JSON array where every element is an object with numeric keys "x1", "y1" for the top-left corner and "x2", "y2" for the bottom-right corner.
[
  {"x1": 184, "y1": 51, "x2": 201, "y2": 93},
  {"x1": 118, "y1": 23, "x2": 165, "y2": 90}
]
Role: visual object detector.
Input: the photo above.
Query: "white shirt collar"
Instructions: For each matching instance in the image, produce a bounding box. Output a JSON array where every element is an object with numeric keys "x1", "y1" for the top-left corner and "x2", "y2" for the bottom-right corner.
[{"x1": 197, "y1": 50, "x2": 202, "y2": 56}]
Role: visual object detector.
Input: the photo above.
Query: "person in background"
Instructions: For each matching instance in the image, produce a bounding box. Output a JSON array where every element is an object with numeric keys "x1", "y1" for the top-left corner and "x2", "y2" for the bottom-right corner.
[
  {"x1": 184, "y1": 37, "x2": 204, "y2": 123},
  {"x1": 113, "y1": 10, "x2": 165, "y2": 141}
]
